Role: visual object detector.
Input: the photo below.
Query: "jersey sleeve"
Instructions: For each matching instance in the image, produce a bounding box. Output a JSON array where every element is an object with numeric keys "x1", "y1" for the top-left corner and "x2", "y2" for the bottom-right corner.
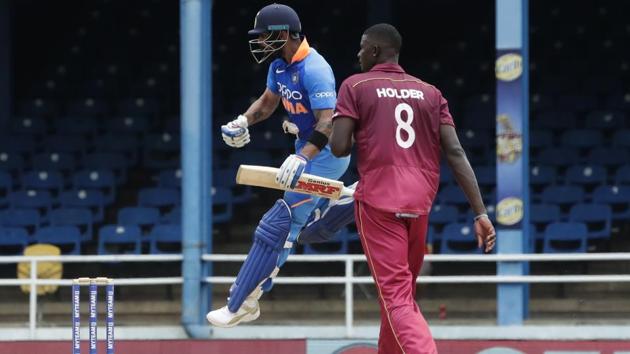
[
  {"x1": 333, "y1": 79, "x2": 359, "y2": 120},
  {"x1": 302, "y1": 63, "x2": 337, "y2": 110},
  {"x1": 266, "y1": 62, "x2": 279, "y2": 94},
  {"x1": 439, "y1": 94, "x2": 456, "y2": 127}
]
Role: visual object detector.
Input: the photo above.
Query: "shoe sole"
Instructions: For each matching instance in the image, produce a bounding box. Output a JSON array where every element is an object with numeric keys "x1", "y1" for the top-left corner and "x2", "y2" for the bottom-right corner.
[{"x1": 206, "y1": 307, "x2": 260, "y2": 328}]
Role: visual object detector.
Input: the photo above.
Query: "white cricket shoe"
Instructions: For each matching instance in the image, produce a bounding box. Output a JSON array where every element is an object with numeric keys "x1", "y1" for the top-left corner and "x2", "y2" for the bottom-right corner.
[{"x1": 206, "y1": 288, "x2": 261, "y2": 328}]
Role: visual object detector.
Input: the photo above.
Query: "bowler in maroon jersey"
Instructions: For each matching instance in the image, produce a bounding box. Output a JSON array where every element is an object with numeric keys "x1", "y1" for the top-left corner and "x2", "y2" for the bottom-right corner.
[{"x1": 330, "y1": 24, "x2": 496, "y2": 354}]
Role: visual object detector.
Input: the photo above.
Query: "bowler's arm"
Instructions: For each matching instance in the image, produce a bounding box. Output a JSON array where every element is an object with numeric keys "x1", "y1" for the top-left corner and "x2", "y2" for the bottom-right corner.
[
  {"x1": 440, "y1": 124, "x2": 486, "y2": 215},
  {"x1": 330, "y1": 116, "x2": 355, "y2": 157}
]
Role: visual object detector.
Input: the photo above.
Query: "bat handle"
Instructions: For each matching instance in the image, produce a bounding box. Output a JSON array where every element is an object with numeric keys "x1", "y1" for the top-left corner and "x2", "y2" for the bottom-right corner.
[{"x1": 340, "y1": 186, "x2": 355, "y2": 198}]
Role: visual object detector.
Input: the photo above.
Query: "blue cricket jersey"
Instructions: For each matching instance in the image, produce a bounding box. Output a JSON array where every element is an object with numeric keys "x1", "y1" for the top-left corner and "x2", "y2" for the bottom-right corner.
[{"x1": 266, "y1": 39, "x2": 336, "y2": 141}]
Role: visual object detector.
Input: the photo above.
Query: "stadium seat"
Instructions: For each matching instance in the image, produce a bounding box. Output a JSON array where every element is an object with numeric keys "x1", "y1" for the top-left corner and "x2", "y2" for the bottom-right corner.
[
  {"x1": 474, "y1": 166, "x2": 495, "y2": 193},
  {"x1": 530, "y1": 166, "x2": 556, "y2": 200},
  {"x1": 55, "y1": 116, "x2": 100, "y2": 136},
  {"x1": 8, "y1": 190, "x2": 53, "y2": 219},
  {"x1": 615, "y1": 165, "x2": 630, "y2": 185},
  {"x1": 228, "y1": 150, "x2": 273, "y2": 167},
  {"x1": 31, "y1": 153, "x2": 76, "y2": 175},
  {"x1": 17, "y1": 98, "x2": 57, "y2": 117},
  {"x1": 98, "y1": 225, "x2": 142, "y2": 255},
  {"x1": 564, "y1": 165, "x2": 607, "y2": 193},
  {"x1": 83, "y1": 153, "x2": 128, "y2": 183},
  {"x1": 213, "y1": 168, "x2": 252, "y2": 204},
  {"x1": 28, "y1": 79, "x2": 65, "y2": 98},
  {"x1": 0, "y1": 152, "x2": 25, "y2": 178},
  {"x1": 249, "y1": 130, "x2": 295, "y2": 153},
  {"x1": 117, "y1": 97, "x2": 159, "y2": 116},
  {"x1": 0, "y1": 227, "x2": 29, "y2": 255},
  {"x1": 138, "y1": 188, "x2": 180, "y2": 210},
  {"x1": 538, "y1": 76, "x2": 576, "y2": 95},
  {"x1": 543, "y1": 222, "x2": 588, "y2": 253},
  {"x1": 587, "y1": 148, "x2": 629, "y2": 168},
  {"x1": 0, "y1": 171, "x2": 13, "y2": 207},
  {"x1": 530, "y1": 93, "x2": 553, "y2": 112},
  {"x1": 66, "y1": 98, "x2": 109, "y2": 116},
  {"x1": 303, "y1": 228, "x2": 349, "y2": 255},
  {"x1": 592, "y1": 185, "x2": 630, "y2": 220},
  {"x1": 530, "y1": 130, "x2": 553, "y2": 153},
  {"x1": 158, "y1": 169, "x2": 182, "y2": 189},
  {"x1": 536, "y1": 111, "x2": 576, "y2": 131},
  {"x1": 541, "y1": 185, "x2": 585, "y2": 214},
  {"x1": 118, "y1": 207, "x2": 160, "y2": 229},
  {"x1": 585, "y1": 110, "x2": 625, "y2": 131},
  {"x1": 437, "y1": 185, "x2": 469, "y2": 212},
  {"x1": 43, "y1": 135, "x2": 88, "y2": 157},
  {"x1": 458, "y1": 129, "x2": 490, "y2": 162},
  {"x1": 530, "y1": 204, "x2": 562, "y2": 243},
  {"x1": 440, "y1": 223, "x2": 481, "y2": 254},
  {"x1": 605, "y1": 93, "x2": 630, "y2": 111},
  {"x1": 536, "y1": 147, "x2": 579, "y2": 167},
  {"x1": 11, "y1": 116, "x2": 47, "y2": 136},
  {"x1": 59, "y1": 190, "x2": 105, "y2": 223},
  {"x1": 463, "y1": 94, "x2": 494, "y2": 114},
  {"x1": 0, "y1": 136, "x2": 37, "y2": 157},
  {"x1": 426, "y1": 225, "x2": 435, "y2": 248},
  {"x1": 149, "y1": 224, "x2": 182, "y2": 254},
  {"x1": 560, "y1": 129, "x2": 603, "y2": 150},
  {"x1": 612, "y1": 130, "x2": 630, "y2": 148},
  {"x1": 556, "y1": 95, "x2": 597, "y2": 114},
  {"x1": 73, "y1": 169, "x2": 116, "y2": 204},
  {"x1": 439, "y1": 166, "x2": 453, "y2": 185},
  {"x1": 129, "y1": 77, "x2": 169, "y2": 97},
  {"x1": 143, "y1": 133, "x2": 180, "y2": 169},
  {"x1": 49, "y1": 208, "x2": 93, "y2": 241},
  {"x1": 94, "y1": 134, "x2": 139, "y2": 165},
  {"x1": 429, "y1": 205, "x2": 459, "y2": 234},
  {"x1": 34, "y1": 226, "x2": 82, "y2": 255},
  {"x1": 21, "y1": 171, "x2": 64, "y2": 196},
  {"x1": 0, "y1": 209, "x2": 40, "y2": 234},
  {"x1": 568, "y1": 204, "x2": 612, "y2": 242},
  {"x1": 582, "y1": 76, "x2": 623, "y2": 96},
  {"x1": 212, "y1": 187, "x2": 233, "y2": 223},
  {"x1": 106, "y1": 115, "x2": 149, "y2": 135},
  {"x1": 162, "y1": 206, "x2": 181, "y2": 224}
]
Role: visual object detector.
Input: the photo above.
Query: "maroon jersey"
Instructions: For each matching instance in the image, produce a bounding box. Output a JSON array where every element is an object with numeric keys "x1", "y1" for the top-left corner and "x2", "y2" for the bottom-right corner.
[{"x1": 333, "y1": 63, "x2": 455, "y2": 214}]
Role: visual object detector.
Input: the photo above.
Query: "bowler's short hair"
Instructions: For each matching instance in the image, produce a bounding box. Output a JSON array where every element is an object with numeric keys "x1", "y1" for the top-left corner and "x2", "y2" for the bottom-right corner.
[{"x1": 364, "y1": 23, "x2": 402, "y2": 53}]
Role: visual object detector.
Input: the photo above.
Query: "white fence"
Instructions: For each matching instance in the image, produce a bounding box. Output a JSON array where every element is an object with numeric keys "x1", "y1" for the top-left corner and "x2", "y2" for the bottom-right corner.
[{"x1": 1, "y1": 253, "x2": 630, "y2": 339}]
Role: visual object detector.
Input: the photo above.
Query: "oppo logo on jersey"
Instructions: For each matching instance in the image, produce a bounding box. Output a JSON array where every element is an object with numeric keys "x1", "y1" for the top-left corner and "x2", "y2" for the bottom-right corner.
[
  {"x1": 315, "y1": 91, "x2": 335, "y2": 98},
  {"x1": 277, "y1": 82, "x2": 310, "y2": 115},
  {"x1": 277, "y1": 83, "x2": 303, "y2": 100},
  {"x1": 376, "y1": 87, "x2": 425, "y2": 100}
]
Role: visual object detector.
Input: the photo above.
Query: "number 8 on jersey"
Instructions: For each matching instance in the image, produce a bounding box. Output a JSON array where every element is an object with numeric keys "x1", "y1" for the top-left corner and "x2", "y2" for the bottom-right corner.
[{"x1": 394, "y1": 102, "x2": 415, "y2": 148}]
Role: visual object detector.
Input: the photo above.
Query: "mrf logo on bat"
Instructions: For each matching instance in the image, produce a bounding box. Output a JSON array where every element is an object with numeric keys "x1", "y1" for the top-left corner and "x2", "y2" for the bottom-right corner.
[{"x1": 294, "y1": 178, "x2": 340, "y2": 196}]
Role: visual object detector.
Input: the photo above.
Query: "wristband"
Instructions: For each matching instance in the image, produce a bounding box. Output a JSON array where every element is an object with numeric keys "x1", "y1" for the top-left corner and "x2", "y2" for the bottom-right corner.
[
  {"x1": 307, "y1": 130, "x2": 329, "y2": 151},
  {"x1": 474, "y1": 213, "x2": 488, "y2": 222}
]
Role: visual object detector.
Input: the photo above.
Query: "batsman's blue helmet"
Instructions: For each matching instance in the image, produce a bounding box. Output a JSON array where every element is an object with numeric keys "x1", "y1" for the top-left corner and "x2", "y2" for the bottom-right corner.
[
  {"x1": 248, "y1": 4, "x2": 301, "y2": 63},
  {"x1": 248, "y1": 3, "x2": 301, "y2": 36}
]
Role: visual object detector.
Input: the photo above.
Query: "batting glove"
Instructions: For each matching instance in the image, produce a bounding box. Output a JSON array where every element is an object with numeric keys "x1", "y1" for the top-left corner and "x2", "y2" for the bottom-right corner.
[
  {"x1": 276, "y1": 153, "x2": 310, "y2": 189},
  {"x1": 221, "y1": 115, "x2": 250, "y2": 148}
]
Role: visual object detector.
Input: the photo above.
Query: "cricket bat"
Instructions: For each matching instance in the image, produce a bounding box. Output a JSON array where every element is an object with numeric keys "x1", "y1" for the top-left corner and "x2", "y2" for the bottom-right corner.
[{"x1": 236, "y1": 165, "x2": 354, "y2": 200}]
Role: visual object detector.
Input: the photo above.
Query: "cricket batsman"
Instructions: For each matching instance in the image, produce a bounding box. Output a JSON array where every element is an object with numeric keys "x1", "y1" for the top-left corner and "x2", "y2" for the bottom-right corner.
[{"x1": 207, "y1": 3, "x2": 351, "y2": 327}]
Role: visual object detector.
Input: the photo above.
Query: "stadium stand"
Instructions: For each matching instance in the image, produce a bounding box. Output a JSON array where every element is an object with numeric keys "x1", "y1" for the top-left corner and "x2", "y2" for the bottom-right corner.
[{"x1": 0, "y1": 0, "x2": 628, "y2": 259}]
